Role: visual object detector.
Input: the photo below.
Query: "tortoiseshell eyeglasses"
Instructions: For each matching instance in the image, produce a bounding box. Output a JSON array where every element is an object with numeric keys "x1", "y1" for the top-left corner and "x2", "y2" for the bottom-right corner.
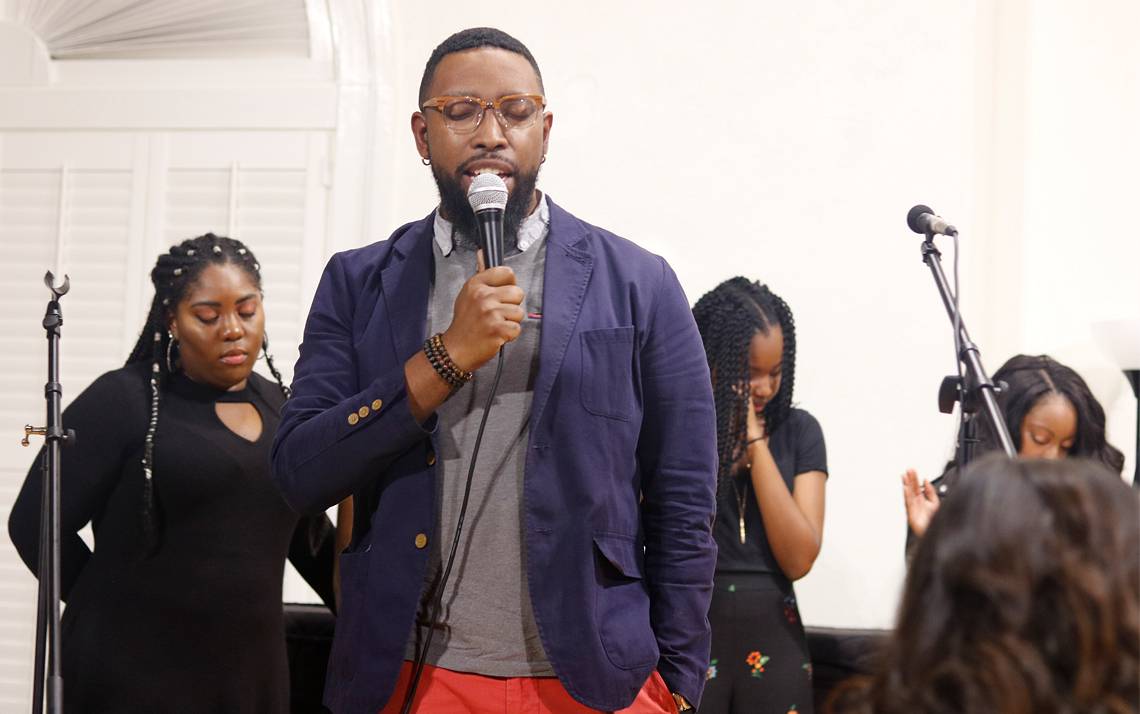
[{"x1": 421, "y1": 94, "x2": 546, "y2": 134}]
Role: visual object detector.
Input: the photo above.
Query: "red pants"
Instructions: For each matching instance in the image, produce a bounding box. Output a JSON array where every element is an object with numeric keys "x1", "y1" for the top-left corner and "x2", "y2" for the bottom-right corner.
[{"x1": 379, "y1": 661, "x2": 677, "y2": 714}]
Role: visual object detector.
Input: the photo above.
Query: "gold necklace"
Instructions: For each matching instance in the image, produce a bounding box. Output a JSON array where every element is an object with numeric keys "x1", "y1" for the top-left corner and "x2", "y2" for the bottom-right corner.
[{"x1": 731, "y1": 477, "x2": 748, "y2": 544}]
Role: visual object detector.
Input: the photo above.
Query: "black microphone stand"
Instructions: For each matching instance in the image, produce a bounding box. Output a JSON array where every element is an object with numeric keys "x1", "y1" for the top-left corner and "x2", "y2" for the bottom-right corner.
[
  {"x1": 23, "y1": 271, "x2": 74, "y2": 714},
  {"x1": 919, "y1": 234, "x2": 1016, "y2": 462}
]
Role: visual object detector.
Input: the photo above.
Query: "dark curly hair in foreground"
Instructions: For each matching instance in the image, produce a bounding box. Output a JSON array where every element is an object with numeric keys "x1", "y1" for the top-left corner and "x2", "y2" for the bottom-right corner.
[
  {"x1": 830, "y1": 455, "x2": 1140, "y2": 714},
  {"x1": 692, "y1": 277, "x2": 796, "y2": 499}
]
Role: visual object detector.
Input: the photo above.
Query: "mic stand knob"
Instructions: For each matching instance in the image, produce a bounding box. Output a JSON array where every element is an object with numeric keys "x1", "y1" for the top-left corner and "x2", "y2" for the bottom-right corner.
[{"x1": 22, "y1": 425, "x2": 45, "y2": 447}]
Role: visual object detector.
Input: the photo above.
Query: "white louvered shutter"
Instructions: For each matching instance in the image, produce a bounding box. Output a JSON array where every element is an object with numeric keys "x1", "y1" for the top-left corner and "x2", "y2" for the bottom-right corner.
[
  {"x1": 0, "y1": 132, "x2": 143, "y2": 710},
  {"x1": 0, "y1": 166, "x2": 60, "y2": 711},
  {"x1": 235, "y1": 168, "x2": 309, "y2": 386},
  {"x1": 0, "y1": 129, "x2": 329, "y2": 709}
]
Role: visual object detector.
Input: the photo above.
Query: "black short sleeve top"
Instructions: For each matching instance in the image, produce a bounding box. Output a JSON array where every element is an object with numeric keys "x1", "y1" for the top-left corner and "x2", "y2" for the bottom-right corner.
[{"x1": 714, "y1": 407, "x2": 828, "y2": 578}]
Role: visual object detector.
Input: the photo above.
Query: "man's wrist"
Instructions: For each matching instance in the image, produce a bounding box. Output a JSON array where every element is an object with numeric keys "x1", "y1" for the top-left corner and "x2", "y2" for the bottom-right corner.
[
  {"x1": 424, "y1": 332, "x2": 473, "y2": 391},
  {"x1": 439, "y1": 329, "x2": 474, "y2": 374}
]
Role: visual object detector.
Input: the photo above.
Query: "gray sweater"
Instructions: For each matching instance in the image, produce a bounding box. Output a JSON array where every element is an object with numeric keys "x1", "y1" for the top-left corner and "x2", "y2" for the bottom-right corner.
[{"x1": 405, "y1": 197, "x2": 554, "y2": 677}]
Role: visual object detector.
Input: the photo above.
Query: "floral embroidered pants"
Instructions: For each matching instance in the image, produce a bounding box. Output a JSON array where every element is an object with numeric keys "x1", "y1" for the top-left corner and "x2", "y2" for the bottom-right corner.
[{"x1": 698, "y1": 574, "x2": 814, "y2": 714}]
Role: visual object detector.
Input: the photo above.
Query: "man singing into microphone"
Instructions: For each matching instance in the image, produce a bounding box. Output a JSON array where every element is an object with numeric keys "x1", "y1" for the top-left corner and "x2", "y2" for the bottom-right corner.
[{"x1": 272, "y1": 28, "x2": 717, "y2": 714}]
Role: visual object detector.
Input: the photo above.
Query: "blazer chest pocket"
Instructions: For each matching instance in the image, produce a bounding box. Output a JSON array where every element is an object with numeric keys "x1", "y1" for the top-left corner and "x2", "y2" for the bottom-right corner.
[{"x1": 579, "y1": 326, "x2": 636, "y2": 421}]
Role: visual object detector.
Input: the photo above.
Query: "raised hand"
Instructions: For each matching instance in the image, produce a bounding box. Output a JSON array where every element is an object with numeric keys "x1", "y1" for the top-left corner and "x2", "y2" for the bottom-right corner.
[{"x1": 901, "y1": 468, "x2": 940, "y2": 538}]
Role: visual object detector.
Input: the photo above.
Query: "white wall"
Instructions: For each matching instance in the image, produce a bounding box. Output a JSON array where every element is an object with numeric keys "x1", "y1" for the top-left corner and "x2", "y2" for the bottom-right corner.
[
  {"x1": 1014, "y1": 0, "x2": 1139, "y2": 461},
  {"x1": 364, "y1": 0, "x2": 1138, "y2": 630},
  {"x1": 0, "y1": 5, "x2": 1135, "y2": 706},
  {"x1": 375, "y1": 1, "x2": 977, "y2": 627}
]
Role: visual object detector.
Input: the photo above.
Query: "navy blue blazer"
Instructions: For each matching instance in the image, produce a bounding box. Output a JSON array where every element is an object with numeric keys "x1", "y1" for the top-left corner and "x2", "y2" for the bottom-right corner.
[{"x1": 271, "y1": 199, "x2": 717, "y2": 713}]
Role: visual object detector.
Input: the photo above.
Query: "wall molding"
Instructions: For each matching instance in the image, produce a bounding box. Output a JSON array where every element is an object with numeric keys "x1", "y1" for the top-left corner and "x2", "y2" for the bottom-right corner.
[{"x1": 0, "y1": 86, "x2": 338, "y2": 129}]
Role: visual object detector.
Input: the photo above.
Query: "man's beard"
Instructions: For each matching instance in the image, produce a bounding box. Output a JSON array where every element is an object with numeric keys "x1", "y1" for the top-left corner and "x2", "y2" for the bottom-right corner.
[{"x1": 433, "y1": 164, "x2": 541, "y2": 253}]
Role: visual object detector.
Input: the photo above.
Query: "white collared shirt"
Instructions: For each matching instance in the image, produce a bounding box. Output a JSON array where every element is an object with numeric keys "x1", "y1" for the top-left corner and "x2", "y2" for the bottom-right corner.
[{"x1": 432, "y1": 193, "x2": 550, "y2": 257}]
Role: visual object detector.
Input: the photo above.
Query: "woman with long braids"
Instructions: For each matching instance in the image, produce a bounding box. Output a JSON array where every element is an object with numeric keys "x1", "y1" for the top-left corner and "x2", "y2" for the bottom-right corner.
[
  {"x1": 903, "y1": 354, "x2": 1125, "y2": 548},
  {"x1": 693, "y1": 277, "x2": 827, "y2": 714},
  {"x1": 8, "y1": 234, "x2": 334, "y2": 713}
]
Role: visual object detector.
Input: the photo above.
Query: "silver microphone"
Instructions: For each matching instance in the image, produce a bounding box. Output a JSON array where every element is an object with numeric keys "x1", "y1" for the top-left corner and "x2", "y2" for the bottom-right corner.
[
  {"x1": 907, "y1": 204, "x2": 958, "y2": 237},
  {"x1": 467, "y1": 174, "x2": 508, "y2": 268}
]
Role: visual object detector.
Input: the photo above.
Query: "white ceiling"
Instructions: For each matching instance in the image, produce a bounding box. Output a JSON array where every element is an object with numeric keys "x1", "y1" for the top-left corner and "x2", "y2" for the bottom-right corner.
[{"x1": 11, "y1": 0, "x2": 312, "y2": 59}]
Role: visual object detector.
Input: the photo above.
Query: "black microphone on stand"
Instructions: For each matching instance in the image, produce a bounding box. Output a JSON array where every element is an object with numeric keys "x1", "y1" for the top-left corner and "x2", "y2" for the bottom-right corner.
[
  {"x1": 467, "y1": 173, "x2": 508, "y2": 268},
  {"x1": 907, "y1": 204, "x2": 958, "y2": 237},
  {"x1": 905, "y1": 203, "x2": 1016, "y2": 460}
]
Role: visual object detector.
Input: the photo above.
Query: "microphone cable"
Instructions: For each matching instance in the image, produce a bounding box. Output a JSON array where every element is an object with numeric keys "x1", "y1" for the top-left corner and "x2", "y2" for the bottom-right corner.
[
  {"x1": 950, "y1": 233, "x2": 975, "y2": 465},
  {"x1": 399, "y1": 345, "x2": 506, "y2": 714}
]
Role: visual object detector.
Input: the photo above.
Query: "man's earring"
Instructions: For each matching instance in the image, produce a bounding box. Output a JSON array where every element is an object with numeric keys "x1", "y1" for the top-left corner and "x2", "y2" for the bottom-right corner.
[
  {"x1": 540, "y1": 155, "x2": 546, "y2": 164},
  {"x1": 421, "y1": 156, "x2": 431, "y2": 166}
]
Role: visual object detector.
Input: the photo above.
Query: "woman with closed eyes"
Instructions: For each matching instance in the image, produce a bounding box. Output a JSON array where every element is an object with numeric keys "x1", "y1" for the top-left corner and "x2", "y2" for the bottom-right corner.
[
  {"x1": 8, "y1": 234, "x2": 334, "y2": 713},
  {"x1": 903, "y1": 353, "x2": 1125, "y2": 549},
  {"x1": 693, "y1": 277, "x2": 827, "y2": 714}
]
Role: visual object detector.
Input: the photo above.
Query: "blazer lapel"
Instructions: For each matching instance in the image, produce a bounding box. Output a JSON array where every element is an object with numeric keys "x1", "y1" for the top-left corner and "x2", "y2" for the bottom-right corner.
[
  {"x1": 530, "y1": 199, "x2": 593, "y2": 433},
  {"x1": 379, "y1": 214, "x2": 435, "y2": 364}
]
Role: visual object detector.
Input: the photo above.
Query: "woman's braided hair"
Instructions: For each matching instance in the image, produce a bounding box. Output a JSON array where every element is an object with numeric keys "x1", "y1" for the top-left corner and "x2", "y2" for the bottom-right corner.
[
  {"x1": 125, "y1": 233, "x2": 289, "y2": 554},
  {"x1": 692, "y1": 277, "x2": 797, "y2": 500}
]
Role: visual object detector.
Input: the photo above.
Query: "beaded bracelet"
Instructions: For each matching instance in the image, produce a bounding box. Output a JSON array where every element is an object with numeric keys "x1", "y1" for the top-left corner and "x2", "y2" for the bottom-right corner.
[
  {"x1": 429, "y1": 334, "x2": 473, "y2": 389},
  {"x1": 423, "y1": 333, "x2": 473, "y2": 391},
  {"x1": 435, "y1": 333, "x2": 474, "y2": 385}
]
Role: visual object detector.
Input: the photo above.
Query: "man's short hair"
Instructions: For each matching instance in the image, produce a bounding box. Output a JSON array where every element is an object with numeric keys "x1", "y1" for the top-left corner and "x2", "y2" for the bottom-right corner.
[{"x1": 418, "y1": 27, "x2": 544, "y2": 105}]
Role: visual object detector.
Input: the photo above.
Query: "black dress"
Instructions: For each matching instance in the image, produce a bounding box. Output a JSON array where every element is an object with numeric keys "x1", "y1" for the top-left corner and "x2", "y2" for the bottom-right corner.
[{"x1": 7, "y1": 362, "x2": 334, "y2": 714}]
